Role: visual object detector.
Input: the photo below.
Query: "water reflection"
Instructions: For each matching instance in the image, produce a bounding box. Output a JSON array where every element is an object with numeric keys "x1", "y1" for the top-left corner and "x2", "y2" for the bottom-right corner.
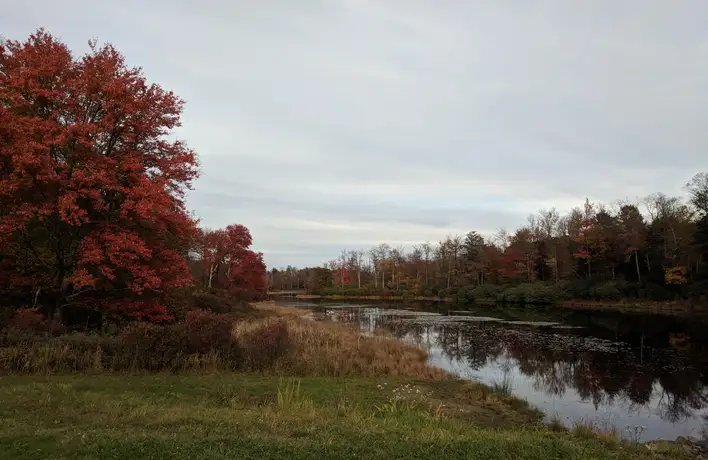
[{"x1": 315, "y1": 303, "x2": 708, "y2": 441}]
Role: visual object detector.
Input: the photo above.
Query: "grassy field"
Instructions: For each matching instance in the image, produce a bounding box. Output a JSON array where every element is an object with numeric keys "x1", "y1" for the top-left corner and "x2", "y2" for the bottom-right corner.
[{"x1": 0, "y1": 374, "x2": 688, "y2": 460}]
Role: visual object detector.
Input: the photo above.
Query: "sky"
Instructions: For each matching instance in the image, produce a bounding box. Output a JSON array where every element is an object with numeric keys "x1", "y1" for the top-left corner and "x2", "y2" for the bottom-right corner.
[{"x1": 3, "y1": 1, "x2": 708, "y2": 268}]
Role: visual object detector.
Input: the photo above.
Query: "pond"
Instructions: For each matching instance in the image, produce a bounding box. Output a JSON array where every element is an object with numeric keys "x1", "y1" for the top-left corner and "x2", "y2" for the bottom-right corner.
[{"x1": 277, "y1": 298, "x2": 708, "y2": 442}]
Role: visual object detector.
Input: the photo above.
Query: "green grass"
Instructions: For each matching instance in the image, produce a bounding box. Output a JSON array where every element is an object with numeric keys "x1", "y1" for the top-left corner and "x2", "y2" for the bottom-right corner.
[{"x1": 0, "y1": 374, "x2": 688, "y2": 460}]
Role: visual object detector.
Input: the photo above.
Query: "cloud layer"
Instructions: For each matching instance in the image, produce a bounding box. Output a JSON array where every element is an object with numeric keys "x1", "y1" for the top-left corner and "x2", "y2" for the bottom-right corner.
[{"x1": 4, "y1": 1, "x2": 708, "y2": 267}]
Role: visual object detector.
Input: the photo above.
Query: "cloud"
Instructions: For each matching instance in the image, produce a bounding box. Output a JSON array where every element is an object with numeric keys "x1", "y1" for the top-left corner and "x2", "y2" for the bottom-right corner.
[{"x1": 4, "y1": 0, "x2": 708, "y2": 267}]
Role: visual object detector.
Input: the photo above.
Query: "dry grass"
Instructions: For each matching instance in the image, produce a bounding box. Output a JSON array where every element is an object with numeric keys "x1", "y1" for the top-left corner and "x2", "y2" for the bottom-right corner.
[
  {"x1": 233, "y1": 315, "x2": 449, "y2": 380},
  {"x1": 0, "y1": 303, "x2": 449, "y2": 381},
  {"x1": 250, "y1": 301, "x2": 312, "y2": 318}
]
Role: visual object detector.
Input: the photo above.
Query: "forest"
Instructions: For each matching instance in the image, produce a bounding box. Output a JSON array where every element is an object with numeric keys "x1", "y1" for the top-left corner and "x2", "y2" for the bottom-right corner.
[
  {"x1": 270, "y1": 178, "x2": 708, "y2": 303},
  {"x1": 0, "y1": 30, "x2": 267, "y2": 329}
]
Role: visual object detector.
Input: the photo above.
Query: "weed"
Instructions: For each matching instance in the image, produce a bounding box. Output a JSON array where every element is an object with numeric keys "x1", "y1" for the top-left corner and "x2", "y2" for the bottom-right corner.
[
  {"x1": 490, "y1": 372, "x2": 514, "y2": 397},
  {"x1": 624, "y1": 424, "x2": 647, "y2": 444},
  {"x1": 276, "y1": 377, "x2": 312, "y2": 411},
  {"x1": 569, "y1": 415, "x2": 622, "y2": 444},
  {"x1": 374, "y1": 382, "x2": 433, "y2": 416},
  {"x1": 547, "y1": 414, "x2": 567, "y2": 432}
]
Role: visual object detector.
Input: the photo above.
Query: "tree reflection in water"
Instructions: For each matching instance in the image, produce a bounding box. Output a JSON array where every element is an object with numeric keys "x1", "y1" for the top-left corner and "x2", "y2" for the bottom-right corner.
[{"x1": 351, "y1": 308, "x2": 708, "y2": 424}]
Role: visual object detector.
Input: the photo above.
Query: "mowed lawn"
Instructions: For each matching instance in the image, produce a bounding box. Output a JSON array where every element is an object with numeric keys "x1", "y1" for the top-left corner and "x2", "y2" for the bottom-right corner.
[{"x1": 0, "y1": 374, "x2": 687, "y2": 460}]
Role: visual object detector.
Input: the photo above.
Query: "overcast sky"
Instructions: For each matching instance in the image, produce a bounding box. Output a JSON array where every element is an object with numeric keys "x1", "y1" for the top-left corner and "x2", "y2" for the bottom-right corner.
[{"x1": 4, "y1": 1, "x2": 708, "y2": 268}]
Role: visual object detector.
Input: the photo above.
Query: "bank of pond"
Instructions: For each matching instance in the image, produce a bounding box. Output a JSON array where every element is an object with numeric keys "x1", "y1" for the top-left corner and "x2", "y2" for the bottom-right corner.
[{"x1": 277, "y1": 298, "x2": 708, "y2": 443}]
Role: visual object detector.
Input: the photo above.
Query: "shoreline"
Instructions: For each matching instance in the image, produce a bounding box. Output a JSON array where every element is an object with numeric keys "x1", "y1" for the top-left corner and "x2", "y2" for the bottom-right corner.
[
  {"x1": 270, "y1": 293, "x2": 707, "y2": 317},
  {"x1": 0, "y1": 301, "x2": 697, "y2": 458}
]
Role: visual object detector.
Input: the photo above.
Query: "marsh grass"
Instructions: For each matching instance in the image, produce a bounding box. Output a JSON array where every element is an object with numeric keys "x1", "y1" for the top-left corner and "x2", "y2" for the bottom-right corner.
[
  {"x1": 232, "y1": 316, "x2": 449, "y2": 380},
  {"x1": 569, "y1": 415, "x2": 624, "y2": 447},
  {"x1": 0, "y1": 310, "x2": 447, "y2": 380},
  {"x1": 490, "y1": 372, "x2": 515, "y2": 397}
]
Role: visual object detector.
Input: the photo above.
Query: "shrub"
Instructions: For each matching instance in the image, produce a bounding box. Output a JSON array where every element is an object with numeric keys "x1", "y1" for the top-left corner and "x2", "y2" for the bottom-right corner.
[
  {"x1": 115, "y1": 322, "x2": 190, "y2": 371},
  {"x1": 185, "y1": 309, "x2": 236, "y2": 355},
  {"x1": 589, "y1": 282, "x2": 622, "y2": 301},
  {"x1": 7, "y1": 307, "x2": 65, "y2": 336},
  {"x1": 189, "y1": 291, "x2": 252, "y2": 316},
  {"x1": 113, "y1": 310, "x2": 239, "y2": 371},
  {"x1": 10, "y1": 308, "x2": 47, "y2": 332},
  {"x1": 496, "y1": 283, "x2": 570, "y2": 304},
  {"x1": 467, "y1": 284, "x2": 503, "y2": 303},
  {"x1": 555, "y1": 280, "x2": 586, "y2": 299},
  {"x1": 437, "y1": 287, "x2": 457, "y2": 299},
  {"x1": 234, "y1": 319, "x2": 290, "y2": 370},
  {"x1": 456, "y1": 285, "x2": 476, "y2": 304}
]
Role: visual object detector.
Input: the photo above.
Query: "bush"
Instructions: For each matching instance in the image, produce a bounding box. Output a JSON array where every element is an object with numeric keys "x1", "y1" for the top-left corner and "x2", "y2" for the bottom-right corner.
[
  {"x1": 234, "y1": 319, "x2": 290, "y2": 370},
  {"x1": 10, "y1": 308, "x2": 47, "y2": 332},
  {"x1": 456, "y1": 285, "x2": 476, "y2": 304},
  {"x1": 453, "y1": 284, "x2": 506, "y2": 305},
  {"x1": 496, "y1": 283, "x2": 571, "y2": 304},
  {"x1": 185, "y1": 309, "x2": 237, "y2": 356},
  {"x1": 1, "y1": 309, "x2": 297, "y2": 374},
  {"x1": 437, "y1": 287, "x2": 457, "y2": 299},
  {"x1": 6, "y1": 307, "x2": 65, "y2": 336},
  {"x1": 189, "y1": 292, "x2": 252, "y2": 316},
  {"x1": 589, "y1": 282, "x2": 622, "y2": 301},
  {"x1": 115, "y1": 322, "x2": 191, "y2": 371}
]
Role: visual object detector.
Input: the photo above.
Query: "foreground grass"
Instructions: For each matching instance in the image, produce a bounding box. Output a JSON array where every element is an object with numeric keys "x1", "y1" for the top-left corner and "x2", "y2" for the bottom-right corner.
[{"x1": 0, "y1": 374, "x2": 688, "y2": 460}]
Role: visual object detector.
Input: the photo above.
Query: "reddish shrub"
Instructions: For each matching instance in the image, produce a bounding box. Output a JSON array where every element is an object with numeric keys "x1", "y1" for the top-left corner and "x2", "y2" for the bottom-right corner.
[
  {"x1": 189, "y1": 291, "x2": 253, "y2": 315},
  {"x1": 3, "y1": 307, "x2": 65, "y2": 339},
  {"x1": 10, "y1": 308, "x2": 46, "y2": 331},
  {"x1": 236, "y1": 319, "x2": 290, "y2": 370},
  {"x1": 185, "y1": 309, "x2": 235, "y2": 355},
  {"x1": 115, "y1": 321, "x2": 189, "y2": 371}
]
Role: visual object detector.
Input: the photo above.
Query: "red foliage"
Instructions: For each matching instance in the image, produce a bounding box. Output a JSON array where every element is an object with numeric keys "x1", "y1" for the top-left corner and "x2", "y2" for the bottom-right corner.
[
  {"x1": 331, "y1": 267, "x2": 353, "y2": 286},
  {"x1": 0, "y1": 30, "x2": 199, "y2": 320},
  {"x1": 199, "y1": 224, "x2": 266, "y2": 298},
  {"x1": 9, "y1": 308, "x2": 47, "y2": 332},
  {"x1": 185, "y1": 309, "x2": 235, "y2": 354}
]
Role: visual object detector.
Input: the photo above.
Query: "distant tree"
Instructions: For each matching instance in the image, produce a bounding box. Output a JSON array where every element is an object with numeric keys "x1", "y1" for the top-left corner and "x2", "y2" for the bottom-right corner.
[{"x1": 617, "y1": 204, "x2": 647, "y2": 282}]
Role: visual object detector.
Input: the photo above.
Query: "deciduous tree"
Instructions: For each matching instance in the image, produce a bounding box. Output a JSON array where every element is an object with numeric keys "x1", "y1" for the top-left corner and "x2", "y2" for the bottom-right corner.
[{"x1": 0, "y1": 30, "x2": 199, "y2": 320}]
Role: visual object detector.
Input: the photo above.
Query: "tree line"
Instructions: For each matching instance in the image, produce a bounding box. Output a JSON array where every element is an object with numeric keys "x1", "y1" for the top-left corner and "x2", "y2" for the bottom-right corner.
[
  {"x1": 0, "y1": 30, "x2": 266, "y2": 326},
  {"x1": 271, "y1": 176, "x2": 708, "y2": 302}
]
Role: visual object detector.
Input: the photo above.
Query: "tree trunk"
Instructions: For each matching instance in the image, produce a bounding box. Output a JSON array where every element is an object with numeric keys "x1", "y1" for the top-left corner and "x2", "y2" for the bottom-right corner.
[
  {"x1": 634, "y1": 250, "x2": 641, "y2": 282},
  {"x1": 554, "y1": 246, "x2": 559, "y2": 281},
  {"x1": 208, "y1": 263, "x2": 216, "y2": 289}
]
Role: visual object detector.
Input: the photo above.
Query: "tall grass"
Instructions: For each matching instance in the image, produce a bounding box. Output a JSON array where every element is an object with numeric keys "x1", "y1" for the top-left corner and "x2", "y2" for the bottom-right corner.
[
  {"x1": 276, "y1": 377, "x2": 312, "y2": 411},
  {"x1": 490, "y1": 372, "x2": 515, "y2": 397},
  {"x1": 0, "y1": 311, "x2": 449, "y2": 380},
  {"x1": 233, "y1": 316, "x2": 449, "y2": 379}
]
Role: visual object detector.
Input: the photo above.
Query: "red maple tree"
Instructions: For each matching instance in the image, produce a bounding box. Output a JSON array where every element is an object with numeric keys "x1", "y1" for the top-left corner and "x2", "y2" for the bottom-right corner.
[
  {"x1": 0, "y1": 30, "x2": 199, "y2": 320},
  {"x1": 200, "y1": 224, "x2": 267, "y2": 298}
]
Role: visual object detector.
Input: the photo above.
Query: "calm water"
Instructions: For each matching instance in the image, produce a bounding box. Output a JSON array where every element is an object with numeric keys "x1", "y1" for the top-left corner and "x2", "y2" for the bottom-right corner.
[{"x1": 278, "y1": 298, "x2": 708, "y2": 442}]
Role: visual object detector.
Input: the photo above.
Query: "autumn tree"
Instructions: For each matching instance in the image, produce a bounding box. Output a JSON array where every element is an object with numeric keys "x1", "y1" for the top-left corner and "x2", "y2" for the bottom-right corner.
[
  {"x1": 198, "y1": 224, "x2": 265, "y2": 298},
  {"x1": 0, "y1": 30, "x2": 199, "y2": 321},
  {"x1": 290, "y1": 173, "x2": 708, "y2": 300},
  {"x1": 687, "y1": 173, "x2": 708, "y2": 278},
  {"x1": 617, "y1": 204, "x2": 647, "y2": 282},
  {"x1": 461, "y1": 231, "x2": 485, "y2": 284}
]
